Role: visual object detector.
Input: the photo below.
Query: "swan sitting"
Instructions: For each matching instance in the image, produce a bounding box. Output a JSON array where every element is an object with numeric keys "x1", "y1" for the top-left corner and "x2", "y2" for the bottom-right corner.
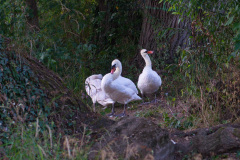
[
  {"x1": 101, "y1": 59, "x2": 141, "y2": 117},
  {"x1": 85, "y1": 74, "x2": 114, "y2": 112},
  {"x1": 137, "y1": 49, "x2": 162, "y2": 103}
]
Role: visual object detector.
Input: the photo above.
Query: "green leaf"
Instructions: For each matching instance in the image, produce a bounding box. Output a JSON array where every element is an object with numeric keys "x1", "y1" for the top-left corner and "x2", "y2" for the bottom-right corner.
[
  {"x1": 233, "y1": 22, "x2": 240, "y2": 31},
  {"x1": 159, "y1": 0, "x2": 164, "y2": 3},
  {"x1": 227, "y1": 51, "x2": 237, "y2": 61},
  {"x1": 37, "y1": 145, "x2": 44, "y2": 160},
  {"x1": 172, "y1": 97, "x2": 176, "y2": 102},
  {"x1": 172, "y1": 12, "x2": 180, "y2": 15},
  {"x1": 235, "y1": 42, "x2": 240, "y2": 50},
  {"x1": 225, "y1": 16, "x2": 234, "y2": 26}
]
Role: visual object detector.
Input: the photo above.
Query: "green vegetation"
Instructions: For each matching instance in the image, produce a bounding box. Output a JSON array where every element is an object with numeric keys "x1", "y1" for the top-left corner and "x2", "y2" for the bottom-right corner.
[
  {"x1": 135, "y1": 109, "x2": 159, "y2": 118},
  {"x1": 0, "y1": 0, "x2": 239, "y2": 159},
  {"x1": 160, "y1": 0, "x2": 240, "y2": 128},
  {"x1": 1, "y1": 114, "x2": 90, "y2": 160},
  {"x1": 0, "y1": 0, "x2": 141, "y2": 82}
]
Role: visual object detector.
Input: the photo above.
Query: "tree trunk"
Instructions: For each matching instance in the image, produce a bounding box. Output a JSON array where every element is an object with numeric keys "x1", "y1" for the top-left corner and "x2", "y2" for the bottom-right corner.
[
  {"x1": 172, "y1": 122, "x2": 240, "y2": 159},
  {"x1": 135, "y1": 0, "x2": 191, "y2": 66},
  {"x1": 90, "y1": 117, "x2": 240, "y2": 159},
  {"x1": 24, "y1": 0, "x2": 39, "y2": 32}
]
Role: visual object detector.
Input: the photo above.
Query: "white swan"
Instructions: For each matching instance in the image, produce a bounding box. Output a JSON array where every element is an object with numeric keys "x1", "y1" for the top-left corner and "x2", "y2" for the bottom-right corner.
[
  {"x1": 101, "y1": 59, "x2": 141, "y2": 117},
  {"x1": 137, "y1": 49, "x2": 162, "y2": 102},
  {"x1": 113, "y1": 59, "x2": 138, "y2": 95},
  {"x1": 85, "y1": 74, "x2": 114, "y2": 112}
]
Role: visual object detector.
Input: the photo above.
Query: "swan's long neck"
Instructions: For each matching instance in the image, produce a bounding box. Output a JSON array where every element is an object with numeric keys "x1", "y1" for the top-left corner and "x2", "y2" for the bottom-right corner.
[
  {"x1": 143, "y1": 55, "x2": 152, "y2": 68},
  {"x1": 113, "y1": 67, "x2": 121, "y2": 80}
]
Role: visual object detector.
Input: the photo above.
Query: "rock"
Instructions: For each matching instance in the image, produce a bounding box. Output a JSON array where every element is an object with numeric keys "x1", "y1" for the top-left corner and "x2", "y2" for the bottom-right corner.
[{"x1": 89, "y1": 117, "x2": 175, "y2": 160}]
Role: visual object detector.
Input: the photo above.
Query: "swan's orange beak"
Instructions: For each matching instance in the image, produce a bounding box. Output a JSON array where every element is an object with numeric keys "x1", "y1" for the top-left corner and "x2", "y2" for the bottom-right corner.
[
  {"x1": 111, "y1": 68, "x2": 116, "y2": 74},
  {"x1": 147, "y1": 51, "x2": 154, "y2": 54}
]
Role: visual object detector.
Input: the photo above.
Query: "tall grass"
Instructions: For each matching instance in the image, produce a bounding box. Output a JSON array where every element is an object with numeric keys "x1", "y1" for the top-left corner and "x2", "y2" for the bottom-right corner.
[{"x1": 1, "y1": 108, "x2": 91, "y2": 160}]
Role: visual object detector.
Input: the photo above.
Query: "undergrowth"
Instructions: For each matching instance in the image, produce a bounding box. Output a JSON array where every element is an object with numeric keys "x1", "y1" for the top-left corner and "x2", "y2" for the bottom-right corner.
[
  {"x1": 0, "y1": 110, "x2": 91, "y2": 160},
  {"x1": 0, "y1": 41, "x2": 46, "y2": 138},
  {"x1": 161, "y1": 48, "x2": 240, "y2": 128}
]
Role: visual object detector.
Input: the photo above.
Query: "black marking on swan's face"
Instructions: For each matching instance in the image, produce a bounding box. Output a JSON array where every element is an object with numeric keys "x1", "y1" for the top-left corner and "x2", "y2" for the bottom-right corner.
[
  {"x1": 111, "y1": 64, "x2": 116, "y2": 74},
  {"x1": 111, "y1": 64, "x2": 116, "y2": 69}
]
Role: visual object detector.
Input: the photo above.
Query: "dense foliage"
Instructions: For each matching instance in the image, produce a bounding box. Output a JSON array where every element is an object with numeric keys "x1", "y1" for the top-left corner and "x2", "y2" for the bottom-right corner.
[
  {"x1": 0, "y1": 37, "x2": 47, "y2": 145},
  {"x1": 159, "y1": 0, "x2": 240, "y2": 124},
  {"x1": 167, "y1": 0, "x2": 240, "y2": 53}
]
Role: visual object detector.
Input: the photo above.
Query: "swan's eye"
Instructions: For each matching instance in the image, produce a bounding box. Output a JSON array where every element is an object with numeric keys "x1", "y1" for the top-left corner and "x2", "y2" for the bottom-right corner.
[
  {"x1": 144, "y1": 50, "x2": 147, "y2": 53},
  {"x1": 111, "y1": 64, "x2": 116, "y2": 69}
]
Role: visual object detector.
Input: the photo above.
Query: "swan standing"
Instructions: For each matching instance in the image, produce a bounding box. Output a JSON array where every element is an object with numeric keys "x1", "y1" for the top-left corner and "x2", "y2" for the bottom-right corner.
[
  {"x1": 101, "y1": 59, "x2": 141, "y2": 117},
  {"x1": 85, "y1": 74, "x2": 114, "y2": 112},
  {"x1": 137, "y1": 49, "x2": 162, "y2": 103}
]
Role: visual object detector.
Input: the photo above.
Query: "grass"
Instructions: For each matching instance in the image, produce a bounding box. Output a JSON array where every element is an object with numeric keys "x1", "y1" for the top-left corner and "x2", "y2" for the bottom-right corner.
[
  {"x1": 135, "y1": 108, "x2": 159, "y2": 118},
  {"x1": 2, "y1": 124, "x2": 61, "y2": 160},
  {"x1": 0, "y1": 113, "x2": 91, "y2": 160}
]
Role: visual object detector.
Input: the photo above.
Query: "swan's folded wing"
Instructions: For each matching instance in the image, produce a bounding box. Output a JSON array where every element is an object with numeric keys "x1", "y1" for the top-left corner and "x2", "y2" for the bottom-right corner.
[
  {"x1": 88, "y1": 74, "x2": 103, "y2": 80},
  {"x1": 85, "y1": 76, "x2": 102, "y2": 97},
  {"x1": 96, "y1": 91, "x2": 114, "y2": 106},
  {"x1": 116, "y1": 76, "x2": 138, "y2": 94}
]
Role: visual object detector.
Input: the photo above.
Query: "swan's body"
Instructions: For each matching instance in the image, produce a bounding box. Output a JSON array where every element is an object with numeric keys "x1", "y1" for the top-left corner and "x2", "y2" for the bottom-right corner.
[
  {"x1": 137, "y1": 49, "x2": 162, "y2": 101},
  {"x1": 115, "y1": 77, "x2": 138, "y2": 95},
  {"x1": 85, "y1": 74, "x2": 114, "y2": 111},
  {"x1": 102, "y1": 74, "x2": 140, "y2": 104},
  {"x1": 101, "y1": 59, "x2": 141, "y2": 116}
]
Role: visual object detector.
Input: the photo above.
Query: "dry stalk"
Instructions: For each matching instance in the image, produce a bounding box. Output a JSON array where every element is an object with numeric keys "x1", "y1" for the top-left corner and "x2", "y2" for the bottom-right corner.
[
  {"x1": 37, "y1": 144, "x2": 47, "y2": 158},
  {"x1": 46, "y1": 125, "x2": 52, "y2": 149},
  {"x1": 65, "y1": 136, "x2": 72, "y2": 158},
  {"x1": 200, "y1": 86, "x2": 209, "y2": 127},
  {"x1": 80, "y1": 125, "x2": 86, "y2": 150},
  {"x1": 21, "y1": 125, "x2": 24, "y2": 142},
  {"x1": 35, "y1": 117, "x2": 39, "y2": 138}
]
